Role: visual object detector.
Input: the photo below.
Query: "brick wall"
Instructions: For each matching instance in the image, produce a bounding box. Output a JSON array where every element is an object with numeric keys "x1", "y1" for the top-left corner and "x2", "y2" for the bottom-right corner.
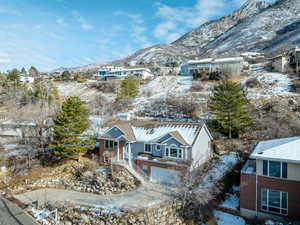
[
  {"x1": 240, "y1": 172, "x2": 300, "y2": 220},
  {"x1": 136, "y1": 159, "x2": 187, "y2": 176},
  {"x1": 257, "y1": 176, "x2": 300, "y2": 220},
  {"x1": 240, "y1": 173, "x2": 256, "y2": 211}
]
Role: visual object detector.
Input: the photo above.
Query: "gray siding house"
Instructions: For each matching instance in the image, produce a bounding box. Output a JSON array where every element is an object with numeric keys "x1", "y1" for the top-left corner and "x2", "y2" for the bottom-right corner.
[{"x1": 98, "y1": 120, "x2": 213, "y2": 185}]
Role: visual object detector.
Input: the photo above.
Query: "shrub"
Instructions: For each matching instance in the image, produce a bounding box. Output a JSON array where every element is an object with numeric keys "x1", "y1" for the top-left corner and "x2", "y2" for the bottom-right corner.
[
  {"x1": 245, "y1": 78, "x2": 261, "y2": 88},
  {"x1": 89, "y1": 82, "x2": 118, "y2": 93},
  {"x1": 292, "y1": 80, "x2": 300, "y2": 93},
  {"x1": 191, "y1": 82, "x2": 204, "y2": 92}
]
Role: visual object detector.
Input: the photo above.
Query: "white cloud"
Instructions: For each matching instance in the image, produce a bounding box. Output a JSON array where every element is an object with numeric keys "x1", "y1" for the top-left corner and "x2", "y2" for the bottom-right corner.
[
  {"x1": 114, "y1": 11, "x2": 144, "y2": 24},
  {"x1": 0, "y1": 57, "x2": 11, "y2": 64},
  {"x1": 234, "y1": 0, "x2": 247, "y2": 6},
  {"x1": 56, "y1": 18, "x2": 68, "y2": 27},
  {"x1": 72, "y1": 10, "x2": 94, "y2": 31},
  {"x1": 0, "y1": 6, "x2": 22, "y2": 16},
  {"x1": 114, "y1": 11, "x2": 152, "y2": 49},
  {"x1": 46, "y1": 31, "x2": 65, "y2": 40},
  {"x1": 153, "y1": 0, "x2": 227, "y2": 42}
]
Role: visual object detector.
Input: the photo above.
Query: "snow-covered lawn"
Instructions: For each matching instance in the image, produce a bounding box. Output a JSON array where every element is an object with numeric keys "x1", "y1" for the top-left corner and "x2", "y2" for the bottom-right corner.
[
  {"x1": 197, "y1": 153, "x2": 239, "y2": 192},
  {"x1": 126, "y1": 76, "x2": 193, "y2": 117},
  {"x1": 220, "y1": 193, "x2": 239, "y2": 210},
  {"x1": 56, "y1": 81, "x2": 100, "y2": 101},
  {"x1": 245, "y1": 65, "x2": 297, "y2": 99},
  {"x1": 214, "y1": 210, "x2": 246, "y2": 225}
]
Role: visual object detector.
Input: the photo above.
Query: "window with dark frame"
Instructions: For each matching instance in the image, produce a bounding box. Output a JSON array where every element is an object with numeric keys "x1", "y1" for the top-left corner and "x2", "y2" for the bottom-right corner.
[
  {"x1": 262, "y1": 160, "x2": 288, "y2": 179},
  {"x1": 145, "y1": 144, "x2": 152, "y2": 153},
  {"x1": 165, "y1": 145, "x2": 183, "y2": 159},
  {"x1": 105, "y1": 140, "x2": 118, "y2": 149},
  {"x1": 261, "y1": 189, "x2": 288, "y2": 216},
  {"x1": 156, "y1": 145, "x2": 161, "y2": 151}
]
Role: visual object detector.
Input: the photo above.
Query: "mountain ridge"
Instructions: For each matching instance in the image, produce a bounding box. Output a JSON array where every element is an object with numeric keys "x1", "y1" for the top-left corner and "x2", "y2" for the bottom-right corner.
[{"x1": 55, "y1": 0, "x2": 300, "y2": 72}]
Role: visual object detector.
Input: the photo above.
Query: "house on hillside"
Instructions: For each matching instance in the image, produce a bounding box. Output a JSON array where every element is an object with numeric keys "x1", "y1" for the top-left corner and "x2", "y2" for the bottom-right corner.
[
  {"x1": 289, "y1": 46, "x2": 300, "y2": 75},
  {"x1": 240, "y1": 137, "x2": 300, "y2": 220},
  {"x1": 270, "y1": 46, "x2": 300, "y2": 74},
  {"x1": 180, "y1": 57, "x2": 245, "y2": 77},
  {"x1": 96, "y1": 66, "x2": 153, "y2": 80},
  {"x1": 20, "y1": 71, "x2": 34, "y2": 83},
  {"x1": 270, "y1": 55, "x2": 290, "y2": 73},
  {"x1": 98, "y1": 120, "x2": 213, "y2": 185}
]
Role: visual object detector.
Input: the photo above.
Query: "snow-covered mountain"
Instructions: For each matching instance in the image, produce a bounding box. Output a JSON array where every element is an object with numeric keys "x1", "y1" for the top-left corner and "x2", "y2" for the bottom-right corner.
[
  {"x1": 198, "y1": 0, "x2": 300, "y2": 56},
  {"x1": 64, "y1": 0, "x2": 299, "y2": 72},
  {"x1": 117, "y1": 0, "x2": 289, "y2": 66}
]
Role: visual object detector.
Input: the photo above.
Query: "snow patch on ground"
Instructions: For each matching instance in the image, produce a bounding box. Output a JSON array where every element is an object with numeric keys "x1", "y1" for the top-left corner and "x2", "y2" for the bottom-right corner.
[
  {"x1": 126, "y1": 76, "x2": 193, "y2": 118},
  {"x1": 91, "y1": 205, "x2": 123, "y2": 217},
  {"x1": 32, "y1": 208, "x2": 53, "y2": 225},
  {"x1": 245, "y1": 65, "x2": 298, "y2": 99},
  {"x1": 56, "y1": 81, "x2": 100, "y2": 101},
  {"x1": 214, "y1": 210, "x2": 246, "y2": 225},
  {"x1": 220, "y1": 193, "x2": 239, "y2": 210},
  {"x1": 197, "y1": 153, "x2": 239, "y2": 192}
]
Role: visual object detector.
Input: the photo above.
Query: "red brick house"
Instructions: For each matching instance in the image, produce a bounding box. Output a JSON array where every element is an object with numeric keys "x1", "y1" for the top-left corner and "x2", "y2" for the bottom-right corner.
[
  {"x1": 240, "y1": 137, "x2": 300, "y2": 220},
  {"x1": 98, "y1": 120, "x2": 213, "y2": 185}
]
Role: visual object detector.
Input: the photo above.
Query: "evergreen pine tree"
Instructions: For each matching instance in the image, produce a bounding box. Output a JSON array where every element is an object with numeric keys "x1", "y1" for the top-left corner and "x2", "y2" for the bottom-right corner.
[
  {"x1": 209, "y1": 81, "x2": 254, "y2": 138},
  {"x1": 29, "y1": 66, "x2": 39, "y2": 77},
  {"x1": 7, "y1": 69, "x2": 21, "y2": 86},
  {"x1": 21, "y1": 67, "x2": 27, "y2": 76},
  {"x1": 61, "y1": 70, "x2": 72, "y2": 80},
  {"x1": 52, "y1": 96, "x2": 95, "y2": 160},
  {"x1": 119, "y1": 78, "x2": 139, "y2": 99}
]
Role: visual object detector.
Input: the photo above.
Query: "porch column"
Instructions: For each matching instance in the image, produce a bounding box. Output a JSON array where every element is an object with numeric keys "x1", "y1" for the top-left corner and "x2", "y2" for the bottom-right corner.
[
  {"x1": 185, "y1": 147, "x2": 188, "y2": 160},
  {"x1": 128, "y1": 143, "x2": 132, "y2": 167},
  {"x1": 117, "y1": 141, "x2": 120, "y2": 161}
]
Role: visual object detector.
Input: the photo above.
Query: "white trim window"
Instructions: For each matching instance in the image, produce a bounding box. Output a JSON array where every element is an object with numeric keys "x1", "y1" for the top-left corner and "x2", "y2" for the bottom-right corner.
[
  {"x1": 165, "y1": 145, "x2": 183, "y2": 159},
  {"x1": 144, "y1": 144, "x2": 152, "y2": 153},
  {"x1": 263, "y1": 160, "x2": 288, "y2": 179},
  {"x1": 105, "y1": 140, "x2": 118, "y2": 149},
  {"x1": 261, "y1": 189, "x2": 288, "y2": 216},
  {"x1": 156, "y1": 145, "x2": 161, "y2": 151}
]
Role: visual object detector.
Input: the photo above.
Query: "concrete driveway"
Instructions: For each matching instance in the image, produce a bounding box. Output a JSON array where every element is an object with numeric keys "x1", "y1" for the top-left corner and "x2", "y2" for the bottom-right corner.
[
  {"x1": 15, "y1": 185, "x2": 174, "y2": 211},
  {"x1": 0, "y1": 197, "x2": 37, "y2": 225}
]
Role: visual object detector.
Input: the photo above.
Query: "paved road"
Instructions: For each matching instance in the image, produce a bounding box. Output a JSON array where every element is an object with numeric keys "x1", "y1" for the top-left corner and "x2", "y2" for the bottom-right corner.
[
  {"x1": 0, "y1": 197, "x2": 37, "y2": 225},
  {"x1": 15, "y1": 186, "x2": 175, "y2": 211}
]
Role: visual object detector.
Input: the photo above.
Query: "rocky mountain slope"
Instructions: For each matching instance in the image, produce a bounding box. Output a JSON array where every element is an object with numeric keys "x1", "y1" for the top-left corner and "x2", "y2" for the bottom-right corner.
[
  {"x1": 62, "y1": 0, "x2": 299, "y2": 72},
  {"x1": 199, "y1": 0, "x2": 300, "y2": 56},
  {"x1": 119, "y1": 0, "x2": 289, "y2": 66}
]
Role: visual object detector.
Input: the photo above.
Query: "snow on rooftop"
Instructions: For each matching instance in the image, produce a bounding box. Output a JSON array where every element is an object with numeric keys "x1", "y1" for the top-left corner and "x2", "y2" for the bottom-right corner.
[
  {"x1": 186, "y1": 57, "x2": 243, "y2": 65},
  {"x1": 241, "y1": 52, "x2": 262, "y2": 57},
  {"x1": 132, "y1": 124, "x2": 200, "y2": 145},
  {"x1": 251, "y1": 137, "x2": 300, "y2": 163},
  {"x1": 214, "y1": 57, "x2": 243, "y2": 63},
  {"x1": 187, "y1": 58, "x2": 213, "y2": 64}
]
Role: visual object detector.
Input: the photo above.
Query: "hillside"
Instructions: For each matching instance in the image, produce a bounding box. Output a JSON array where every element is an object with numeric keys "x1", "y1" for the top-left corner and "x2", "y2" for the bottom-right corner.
[
  {"x1": 199, "y1": 0, "x2": 300, "y2": 56},
  {"x1": 118, "y1": 0, "x2": 277, "y2": 66},
  {"x1": 58, "y1": 0, "x2": 300, "y2": 72},
  {"x1": 120, "y1": 0, "x2": 299, "y2": 66}
]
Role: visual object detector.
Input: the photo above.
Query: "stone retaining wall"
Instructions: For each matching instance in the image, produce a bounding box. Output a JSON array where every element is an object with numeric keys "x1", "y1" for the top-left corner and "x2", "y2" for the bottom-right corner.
[{"x1": 32, "y1": 200, "x2": 192, "y2": 225}]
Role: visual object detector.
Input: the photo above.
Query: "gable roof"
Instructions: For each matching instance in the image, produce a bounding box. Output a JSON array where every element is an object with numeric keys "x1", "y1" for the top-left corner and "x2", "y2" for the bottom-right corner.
[
  {"x1": 251, "y1": 137, "x2": 300, "y2": 164},
  {"x1": 101, "y1": 120, "x2": 206, "y2": 146},
  {"x1": 115, "y1": 123, "x2": 136, "y2": 142},
  {"x1": 168, "y1": 131, "x2": 190, "y2": 146}
]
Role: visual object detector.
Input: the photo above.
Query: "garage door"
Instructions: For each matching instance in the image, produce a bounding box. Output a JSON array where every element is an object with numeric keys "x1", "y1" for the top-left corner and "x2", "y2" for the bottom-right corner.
[{"x1": 150, "y1": 166, "x2": 181, "y2": 185}]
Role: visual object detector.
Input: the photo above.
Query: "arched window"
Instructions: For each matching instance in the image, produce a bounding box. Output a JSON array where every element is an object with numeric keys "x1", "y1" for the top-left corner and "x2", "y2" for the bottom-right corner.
[{"x1": 165, "y1": 144, "x2": 183, "y2": 159}]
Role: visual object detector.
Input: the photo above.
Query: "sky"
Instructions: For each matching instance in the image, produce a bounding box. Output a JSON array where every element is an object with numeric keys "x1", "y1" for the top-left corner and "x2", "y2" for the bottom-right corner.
[{"x1": 0, "y1": 0, "x2": 247, "y2": 72}]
